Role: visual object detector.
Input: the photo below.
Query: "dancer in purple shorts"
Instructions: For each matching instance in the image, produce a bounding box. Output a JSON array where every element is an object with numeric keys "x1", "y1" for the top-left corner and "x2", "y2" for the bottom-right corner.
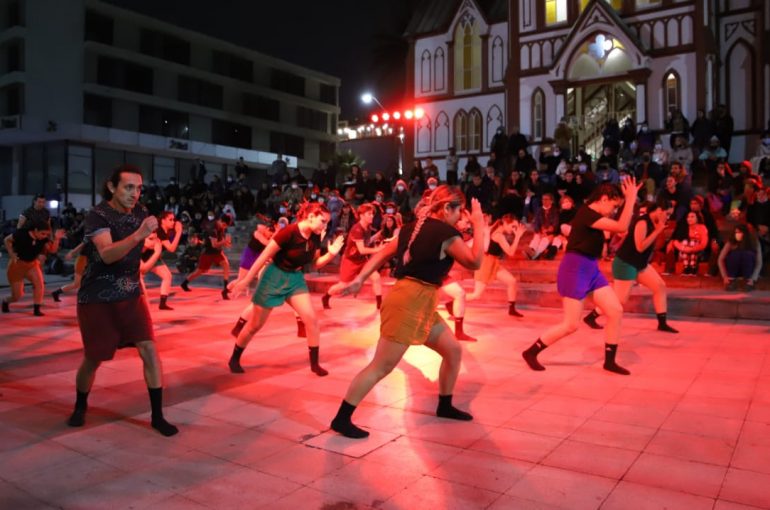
[{"x1": 522, "y1": 177, "x2": 641, "y2": 375}]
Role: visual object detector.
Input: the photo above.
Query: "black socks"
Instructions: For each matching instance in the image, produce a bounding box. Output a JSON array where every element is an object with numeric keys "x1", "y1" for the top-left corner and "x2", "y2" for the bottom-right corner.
[
  {"x1": 231, "y1": 317, "x2": 247, "y2": 338},
  {"x1": 148, "y1": 387, "x2": 179, "y2": 436},
  {"x1": 331, "y1": 400, "x2": 369, "y2": 438},
  {"x1": 67, "y1": 390, "x2": 89, "y2": 427},
  {"x1": 522, "y1": 339, "x2": 547, "y2": 371},
  {"x1": 603, "y1": 343, "x2": 630, "y2": 375},
  {"x1": 33, "y1": 304, "x2": 44, "y2": 317},
  {"x1": 309, "y1": 346, "x2": 328, "y2": 376},
  {"x1": 656, "y1": 313, "x2": 678, "y2": 333},
  {"x1": 322, "y1": 293, "x2": 331, "y2": 309},
  {"x1": 436, "y1": 394, "x2": 473, "y2": 421},
  {"x1": 159, "y1": 295, "x2": 173, "y2": 310},
  {"x1": 229, "y1": 344, "x2": 245, "y2": 373},
  {"x1": 221, "y1": 280, "x2": 229, "y2": 300},
  {"x1": 375, "y1": 295, "x2": 382, "y2": 310},
  {"x1": 180, "y1": 279, "x2": 191, "y2": 292},
  {"x1": 52, "y1": 288, "x2": 63, "y2": 302},
  {"x1": 583, "y1": 310, "x2": 603, "y2": 329},
  {"x1": 296, "y1": 317, "x2": 306, "y2": 338},
  {"x1": 454, "y1": 317, "x2": 477, "y2": 342},
  {"x1": 508, "y1": 301, "x2": 523, "y2": 317}
]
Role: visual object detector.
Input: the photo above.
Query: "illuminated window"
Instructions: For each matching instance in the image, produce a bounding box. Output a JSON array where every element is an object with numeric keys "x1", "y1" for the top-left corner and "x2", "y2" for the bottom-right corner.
[
  {"x1": 468, "y1": 109, "x2": 482, "y2": 151},
  {"x1": 579, "y1": 0, "x2": 623, "y2": 12},
  {"x1": 532, "y1": 89, "x2": 544, "y2": 140},
  {"x1": 664, "y1": 71, "x2": 680, "y2": 116},
  {"x1": 454, "y1": 14, "x2": 481, "y2": 92},
  {"x1": 546, "y1": 0, "x2": 567, "y2": 25},
  {"x1": 454, "y1": 110, "x2": 468, "y2": 151},
  {"x1": 635, "y1": 0, "x2": 661, "y2": 8}
]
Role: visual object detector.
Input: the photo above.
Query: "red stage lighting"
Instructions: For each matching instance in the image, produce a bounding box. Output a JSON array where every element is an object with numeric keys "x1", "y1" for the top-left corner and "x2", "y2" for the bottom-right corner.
[
  {"x1": 393, "y1": 111, "x2": 401, "y2": 120},
  {"x1": 371, "y1": 114, "x2": 379, "y2": 123},
  {"x1": 382, "y1": 112, "x2": 390, "y2": 121},
  {"x1": 414, "y1": 108, "x2": 425, "y2": 119},
  {"x1": 404, "y1": 110, "x2": 414, "y2": 120}
]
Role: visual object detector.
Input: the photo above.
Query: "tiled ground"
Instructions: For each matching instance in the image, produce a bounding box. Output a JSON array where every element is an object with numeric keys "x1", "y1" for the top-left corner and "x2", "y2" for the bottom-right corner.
[{"x1": 1, "y1": 285, "x2": 769, "y2": 510}]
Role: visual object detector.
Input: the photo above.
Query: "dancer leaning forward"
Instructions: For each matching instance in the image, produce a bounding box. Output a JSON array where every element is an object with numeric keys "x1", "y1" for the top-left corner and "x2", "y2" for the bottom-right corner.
[
  {"x1": 329, "y1": 185, "x2": 486, "y2": 439},
  {"x1": 522, "y1": 177, "x2": 642, "y2": 375},
  {"x1": 227, "y1": 202, "x2": 344, "y2": 376},
  {"x1": 583, "y1": 197, "x2": 678, "y2": 334}
]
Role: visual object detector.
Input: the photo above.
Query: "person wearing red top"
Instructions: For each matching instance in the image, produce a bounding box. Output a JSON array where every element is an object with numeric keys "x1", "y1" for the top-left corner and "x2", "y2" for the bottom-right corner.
[{"x1": 323, "y1": 203, "x2": 385, "y2": 310}]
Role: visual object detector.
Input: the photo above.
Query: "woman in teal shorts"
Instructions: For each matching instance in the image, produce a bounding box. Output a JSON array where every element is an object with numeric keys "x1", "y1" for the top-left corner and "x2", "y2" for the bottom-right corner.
[
  {"x1": 227, "y1": 203, "x2": 344, "y2": 376},
  {"x1": 584, "y1": 197, "x2": 678, "y2": 333}
]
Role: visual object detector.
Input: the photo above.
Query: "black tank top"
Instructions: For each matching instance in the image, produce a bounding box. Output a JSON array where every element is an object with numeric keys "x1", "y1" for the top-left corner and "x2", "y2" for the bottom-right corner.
[
  {"x1": 487, "y1": 237, "x2": 504, "y2": 258},
  {"x1": 616, "y1": 215, "x2": 654, "y2": 270},
  {"x1": 248, "y1": 235, "x2": 266, "y2": 252}
]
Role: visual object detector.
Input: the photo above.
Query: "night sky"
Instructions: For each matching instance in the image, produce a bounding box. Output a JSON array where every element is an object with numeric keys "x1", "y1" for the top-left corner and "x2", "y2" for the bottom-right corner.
[{"x1": 105, "y1": 0, "x2": 416, "y2": 123}]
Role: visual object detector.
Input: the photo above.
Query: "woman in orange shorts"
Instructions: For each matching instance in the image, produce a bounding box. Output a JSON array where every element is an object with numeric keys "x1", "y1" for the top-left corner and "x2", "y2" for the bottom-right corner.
[
  {"x1": 329, "y1": 185, "x2": 487, "y2": 439},
  {"x1": 3, "y1": 220, "x2": 64, "y2": 316}
]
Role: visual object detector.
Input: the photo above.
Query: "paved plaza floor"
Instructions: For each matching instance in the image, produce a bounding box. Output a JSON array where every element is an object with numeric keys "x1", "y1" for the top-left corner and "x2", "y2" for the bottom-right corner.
[{"x1": 1, "y1": 287, "x2": 769, "y2": 509}]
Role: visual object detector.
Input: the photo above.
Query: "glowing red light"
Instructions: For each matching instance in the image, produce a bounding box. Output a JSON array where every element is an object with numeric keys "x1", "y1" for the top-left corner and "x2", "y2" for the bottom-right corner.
[
  {"x1": 404, "y1": 110, "x2": 414, "y2": 120},
  {"x1": 414, "y1": 108, "x2": 425, "y2": 119},
  {"x1": 393, "y1": 111, "x2": 401, "y2": 120},
  {"x1": 371, "y1": 114, "x2": 379, "y2": 123},
  {"x1": 382, "y1": 112, "x2": 390, "y2": 121}
]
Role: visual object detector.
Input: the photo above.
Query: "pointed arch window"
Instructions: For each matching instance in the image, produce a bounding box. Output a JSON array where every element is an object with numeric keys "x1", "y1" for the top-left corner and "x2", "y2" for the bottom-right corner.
[
  {"x1": 491, "y1": 36, "x2": 504, "y2": 83},
  {"x1": 468, "y1": 109, "x2": 482, "y2": 151},
  {"x1": 420, "y1": 50, "x2": 431, "y2": 93},
  {"x1": 454, "y1": 110, "x2": 468, "y2": 152},
  {"x1": 434, "y1": 47, "x2": 445, "y2": 90},
  {"x1": 532, "y1": 88, "x2": 545, "y2": 141},
  {"x1": 453, "y1": 13, "x2": 481, "y2": 92},
  {"x1": 663, "y1": 71, "x2": 680, "y2": 118}
]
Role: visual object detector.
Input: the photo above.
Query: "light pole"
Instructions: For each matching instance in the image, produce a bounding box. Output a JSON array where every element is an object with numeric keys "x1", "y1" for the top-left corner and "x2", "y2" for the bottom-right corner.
[{"x1": 361, "y1": 92, "x2": 384, "y2": 110}]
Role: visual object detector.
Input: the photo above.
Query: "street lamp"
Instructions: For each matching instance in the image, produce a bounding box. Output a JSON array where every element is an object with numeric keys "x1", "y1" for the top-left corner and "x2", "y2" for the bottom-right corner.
[{"x1": 361, "y1": 92, "x2": 384, "y2": 110}]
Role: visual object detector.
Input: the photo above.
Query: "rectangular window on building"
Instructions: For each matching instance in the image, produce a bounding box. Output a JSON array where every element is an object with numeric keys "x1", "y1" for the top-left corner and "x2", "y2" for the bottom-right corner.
[
  {"x1": 212, "y1": 50, "x2": 253, "y2": 83},
  {"x1": 140, "y1": 29, "x2": 190, "y2": 66},
  {"x1": 242, "y1": 92, "x2": 279, "y2": 121},
  {"x1": 319, "y1": 83, "x2": 336, "y2": 105},
  {"x1": 6, "y1": 39, "x2": 22, "y2": 72},
  {"x1": 296, "y1": 106, "x2": 328, "y2": 132},
  {"x1": 634, "y1": 0, "x2": 661, "y2": 8},
  {"x1": 139, "y1": 105, "x2": 189, "y2": 139},
  {"x1": 212, "y1": 119, "x2": 251, "y2": 149},
  {"x1": 270, "y1": 69, "x2": 305, "y2": 96},
  {"x1": 83, "y1": 94, "x2": 112, "y2": 127},
  {"x1": 270, "y1": 131, "x2": 304, "y2": 158},
  {"x1": 177, "y1": 75, "x2": 223, "y2": 109},
  {"x1": 2, "y1": 84, "x2": 23, "y2": 116},
  {"x1": 85, "y1": 10, "x2": 113, "y2": 45},
  {"x1": 97, "y1": 56, "x2": 153, "y2": 95},
  {"x1": 7, "y1": 0, "x2": 22, "y2": 28},
  {"x1": 545, "y1": 0, "x2": 567, "y2": 25}
]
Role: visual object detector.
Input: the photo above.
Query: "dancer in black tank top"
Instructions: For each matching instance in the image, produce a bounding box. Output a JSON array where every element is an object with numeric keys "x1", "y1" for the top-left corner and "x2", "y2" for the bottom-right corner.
[{"x1": 583, "y1": 197, "x2": 678, "y2": 333}]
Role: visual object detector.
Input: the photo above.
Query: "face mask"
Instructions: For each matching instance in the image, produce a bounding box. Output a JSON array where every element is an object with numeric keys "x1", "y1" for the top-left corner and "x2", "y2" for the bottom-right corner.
[
  {"x1": 386, "y1": 208, "x2": 394, "y2": 214},
  {"x1": 397, "y1": 185, "x2": 405, "y2": 192},
  {"x1": 207, "y1": 215, "x2": 214, "y2": 221},
  {"x1": 307, "y1": 181, "x2": 313, "y2": 187},
  {"x1": 291, "y1": 184, "x2": 298, "y2": 189},
  {"x1": 576, "y1": 156, "x2": 582, "y2": 162},
  {"x1": 641, "y1": 126, "x2": 648, "y2": 132},
  {"x1": 376, "y1": 197, "x2": 383, "y2": 202},
  {"x1": 578, "y1": 164, "x2": 587, "y2": 172},
  {"x1": 429, "y1": 184, "x2": 437, "y2": 190},
  {"x1": 553, "y1": 151, "x2": 560, "y2": 156},
  {"x1": 763, "y1": 138, "x2": 770, "y2": 145},
  {"x1": 318, "y1": 197, "x2": 325, "y2": 204},
  {"x1": 311, "y1": 194, "x2": 317, "y2": 199},
  {"x1": 279, "y1": 207, "x2": 287, "y2": 214},
  {"x1": 758, "y1": 196, "x2": 768, "y2": 204}
]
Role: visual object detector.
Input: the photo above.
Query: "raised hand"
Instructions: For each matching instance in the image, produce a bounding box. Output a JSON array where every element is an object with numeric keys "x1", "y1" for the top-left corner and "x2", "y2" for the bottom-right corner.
[
  {"x1": 137, "y1": 216, "x2": 158, "y2": 239},
  {"x1": 621, "y1": 175, "x2": 643, "y2": 200},
  {"x1": 469, "y1": 197, "x2": 484, "y2": 227},
  {"x1": 328, "y1": 234, "x2": 345, "y2": 256}
]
